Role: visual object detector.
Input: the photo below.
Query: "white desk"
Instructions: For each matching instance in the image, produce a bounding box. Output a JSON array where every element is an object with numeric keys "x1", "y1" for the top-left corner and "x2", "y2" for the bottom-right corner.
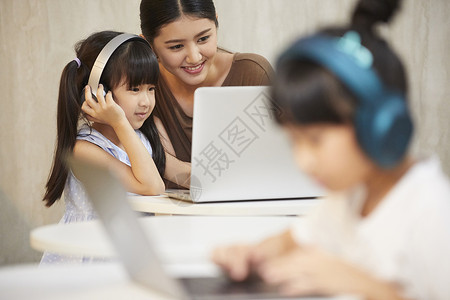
[
  {"x1": 31, "y1": 216, "x2": 298, "y2": 260},
  {"x1": 0, "y1": 263, "x2": 171, "y2": 300},
  {"x1": 129, "y1": 195, "x2": 319, "y2": 216},
  {"x1": 26, "y1": 217, "x2": 361, "y2": 300},
  {"x1": 0, "y1": 262, "x2": 359, "y2": 300}
]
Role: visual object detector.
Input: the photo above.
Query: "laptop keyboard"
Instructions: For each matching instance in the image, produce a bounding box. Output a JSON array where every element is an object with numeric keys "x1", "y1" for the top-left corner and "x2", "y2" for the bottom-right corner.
[{"x1": 179, "y1": 276, "x2": 295, "y2": 299}]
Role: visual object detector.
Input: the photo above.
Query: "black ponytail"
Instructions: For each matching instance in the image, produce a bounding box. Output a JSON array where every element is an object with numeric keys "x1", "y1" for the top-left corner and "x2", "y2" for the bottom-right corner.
[
  {"x1": 43, "y1": 60, "x2": 87, "y2": 207},
  {"x1": 348, "y1": 0, "x2": 407, "y2": 98},
  {"x1": 351, "y1": 0, "x2": 401, "y2": 31}
]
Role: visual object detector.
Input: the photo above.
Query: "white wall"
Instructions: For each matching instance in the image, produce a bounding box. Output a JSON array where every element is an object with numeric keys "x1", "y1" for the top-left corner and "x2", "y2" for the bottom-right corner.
[{"x1": 1, "y1": 0, "x2": 449, "y2": 265}]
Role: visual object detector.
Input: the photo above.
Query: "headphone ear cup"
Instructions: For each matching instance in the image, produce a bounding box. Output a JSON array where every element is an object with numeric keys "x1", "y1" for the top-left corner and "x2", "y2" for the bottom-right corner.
[
  {"x1": 355, "y1": 102, "x2": 378, "y2": 163},
  {"x1": 80, "y1": 85, "x2": 108, "y2": 103},
  {"x1": 80, "y1": 86, "x2": 88, "y2": 104},
  {"x1": 375, "y1": 94, "x2": 413, "y2": 167},
  {"x1": 356, "y1": 93, "x2": 413, "y2": 168}
]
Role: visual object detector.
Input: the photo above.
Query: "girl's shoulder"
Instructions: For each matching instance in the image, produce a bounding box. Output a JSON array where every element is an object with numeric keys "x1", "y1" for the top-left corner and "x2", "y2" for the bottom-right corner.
[
  {"x1": 75, "y1": 124, "x2": 153, "y2": 163},
  {"x1": 370, "y1": 156, "x2": 450, "y2": 232},
  {"x1": 76, "y1": 124, "x2": 125, "y2": 160},
  {"x1": 77, "y1": 124, "x2": 113, "y2": 148},
  {"x1": 405, "y1": 156, "x2": 450, "y2": 212},
  {"x1": 400, "y1": 156, "x2": 450, "y2": 200}
]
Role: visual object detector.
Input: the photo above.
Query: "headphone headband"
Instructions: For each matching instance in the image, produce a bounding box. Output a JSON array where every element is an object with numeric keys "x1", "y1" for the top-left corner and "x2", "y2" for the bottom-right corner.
[
  {"x1": 277, "y1": 31, "x2": 387, "y2": 104},
  {"x1": 87, "y1": 33, "x2": 147, "y2": 92}
]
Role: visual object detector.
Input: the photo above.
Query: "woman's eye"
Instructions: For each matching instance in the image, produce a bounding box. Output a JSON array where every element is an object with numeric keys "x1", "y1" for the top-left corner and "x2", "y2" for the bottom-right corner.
[
  {"x1": 149, "y1": 87, "x2": 155, "y2": 92},
  {"x1": 169, "y1": 44, "x2": 183, "y2": 50},
  {"x1": 130, "y1": 87, "x2": 139, "y2": 92},
  {"x1": 198, "y1": 35, "x2": 210, "y2": 43}
]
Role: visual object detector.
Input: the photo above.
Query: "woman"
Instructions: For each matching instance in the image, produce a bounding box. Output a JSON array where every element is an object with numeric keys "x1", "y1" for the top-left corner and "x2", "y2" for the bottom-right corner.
[{"x1": 140, "y1": 0, "x2": 273, "y2": 188}]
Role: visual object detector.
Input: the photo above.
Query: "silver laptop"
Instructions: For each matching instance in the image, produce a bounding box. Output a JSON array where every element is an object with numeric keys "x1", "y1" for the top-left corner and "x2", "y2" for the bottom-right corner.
[
  {"x1": 67, "y1": 156, "x2": 334, "y2": 300},
  {"x1": 165, "y1": 86, "x2": 324, "y2": 202}
]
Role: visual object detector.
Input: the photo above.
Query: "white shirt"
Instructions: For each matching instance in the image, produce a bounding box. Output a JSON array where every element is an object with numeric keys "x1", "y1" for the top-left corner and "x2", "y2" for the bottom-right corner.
[{"x1": 292, "y1": 157, "x2": 450, "y2": 300}]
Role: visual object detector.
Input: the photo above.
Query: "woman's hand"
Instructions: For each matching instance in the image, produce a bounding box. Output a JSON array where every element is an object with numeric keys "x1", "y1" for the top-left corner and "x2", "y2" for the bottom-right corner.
[
  {"x1": 81, "y1": 85, "x2": 126, "y2": 126},
  {"x1": 211, "y1": 230, "x2": 297, "y2": 281},
  {"x1": 259, "y1": 246, "x2": 404, "y2": 300}
]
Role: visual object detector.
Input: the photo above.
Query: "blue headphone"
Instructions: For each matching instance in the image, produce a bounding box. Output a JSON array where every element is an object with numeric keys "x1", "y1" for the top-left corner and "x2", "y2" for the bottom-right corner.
[{"x1": 277, "y1": 31, "x2": 413, "y2": 168}]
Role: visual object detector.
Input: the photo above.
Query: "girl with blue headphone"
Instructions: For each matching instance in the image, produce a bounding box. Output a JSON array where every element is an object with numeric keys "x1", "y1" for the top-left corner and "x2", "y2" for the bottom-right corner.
[{"x1": 213, "y1": 0, "x2": 450, "y2": 298}]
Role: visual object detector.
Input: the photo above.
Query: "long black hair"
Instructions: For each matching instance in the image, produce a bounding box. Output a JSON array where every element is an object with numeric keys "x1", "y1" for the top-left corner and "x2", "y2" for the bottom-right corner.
[
  {"x1": 140, "y1": 0, "x2": 218, "y2": 44},
  {"x1": 272, "y1": 0, "x2": 408, "y2": 126},
  {"x1": 43, "y1": 31, "x2": 165, "y2": 207}
]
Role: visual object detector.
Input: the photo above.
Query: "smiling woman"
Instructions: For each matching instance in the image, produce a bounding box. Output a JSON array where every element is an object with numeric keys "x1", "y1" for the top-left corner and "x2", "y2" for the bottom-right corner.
[{"x1": 139, "y1": 0, "x2": 274, "y2": 188}]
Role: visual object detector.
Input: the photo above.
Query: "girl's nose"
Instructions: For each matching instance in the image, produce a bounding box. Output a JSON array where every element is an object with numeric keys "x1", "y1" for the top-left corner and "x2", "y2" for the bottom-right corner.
[
  {"x1": 139, "y1": 93, "x2": 152, "y2": 107},
  {"x1": 293, "y1": 143, "x2": 316, "y2": 175}
]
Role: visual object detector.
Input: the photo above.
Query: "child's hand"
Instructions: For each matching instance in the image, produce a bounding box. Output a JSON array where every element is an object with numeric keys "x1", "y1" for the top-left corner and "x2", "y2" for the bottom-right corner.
[
  {"x1": 211, "y1": 230, "x2": 296, "y2": 281},
  {"x1": 259, "y1": 245, "x2": 384, "y2": 298},
  {"x1": 212, "y1": 244, "x2": 256, "y2": 281},
  {"x1": 81, "y1": 85, "x2": 126, "y2": 126}
]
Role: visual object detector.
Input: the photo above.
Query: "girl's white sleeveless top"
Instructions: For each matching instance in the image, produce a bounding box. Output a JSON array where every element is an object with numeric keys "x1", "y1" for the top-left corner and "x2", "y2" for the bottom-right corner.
[{"x1": 40, "y1": 124, "x2": 153, "y2": 265}]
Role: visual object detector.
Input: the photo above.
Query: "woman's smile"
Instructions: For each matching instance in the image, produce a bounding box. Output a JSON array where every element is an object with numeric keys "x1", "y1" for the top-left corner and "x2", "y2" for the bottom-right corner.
[{"x1": 182, "y1": 61, "x2": 205, "y2": 75}]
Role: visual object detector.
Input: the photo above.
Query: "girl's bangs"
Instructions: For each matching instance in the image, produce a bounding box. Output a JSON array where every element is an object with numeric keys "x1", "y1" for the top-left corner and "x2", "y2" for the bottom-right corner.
[
  {"x1": 106, "y1": 41, "x2": 159, "y2": 89},
  {"x1": 123, "y1": 43, "x2": 159, "y2": 88}
]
